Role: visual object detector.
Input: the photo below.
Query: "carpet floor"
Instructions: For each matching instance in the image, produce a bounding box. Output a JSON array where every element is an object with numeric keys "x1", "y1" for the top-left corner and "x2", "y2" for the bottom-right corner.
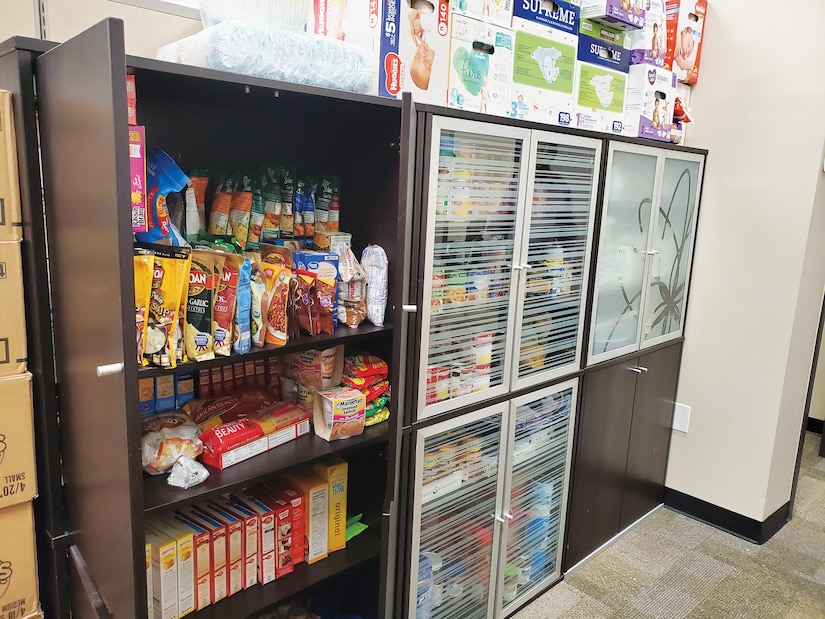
[{"x1": 514, "y1": 432, "x2": 825, "y2": 619}]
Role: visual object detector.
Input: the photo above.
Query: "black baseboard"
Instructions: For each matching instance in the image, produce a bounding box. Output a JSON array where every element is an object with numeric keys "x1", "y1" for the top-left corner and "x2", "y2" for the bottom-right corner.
[
  {"x1": 807, "y1": 417, "x2": 823, "y2": 435},
  {"x1": 664, "y1": 488, "x2": 789, "y2": 544}
]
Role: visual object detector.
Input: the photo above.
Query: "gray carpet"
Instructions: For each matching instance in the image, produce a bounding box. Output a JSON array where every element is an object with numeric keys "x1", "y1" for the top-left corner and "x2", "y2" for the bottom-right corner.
[{"x1": 514, "y1": 432, "x2": 825, "y2": 619}]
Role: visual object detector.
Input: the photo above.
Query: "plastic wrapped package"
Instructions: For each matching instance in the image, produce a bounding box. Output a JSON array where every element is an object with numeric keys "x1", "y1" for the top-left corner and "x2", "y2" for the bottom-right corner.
[
  {"x1": 141, "y1": 413, "x2": 203, "y2": 475},
  {"x1": 198, "y1": 0, "x2": 310, "y2": 31},
  {"x1": 157, "y1": 21, "x2": 375, "y2": 95},
  {"x1": 361, "y1": 244, "x2": 388, "y2": 327}
]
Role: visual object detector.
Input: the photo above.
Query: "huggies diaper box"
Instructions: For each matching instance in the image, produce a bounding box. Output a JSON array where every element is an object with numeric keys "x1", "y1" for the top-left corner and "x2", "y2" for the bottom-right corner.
[
  {"x1": 450, "y1": 0, "x2": 514, "y2": 28},
  {"x1": 629, "y1": 0, "x2": 665, "y2": 67},
  {"x1": 574, "y1": 18, "x2": 630, "y2": 134},
  {"x1": 508, "y1": 0, "x2": 579, "y2": 126},
  {"x1": 623, "y1": 64, "x2": 676, "y2": 141},
  {"x1": 580, "y1": 0, "x2": 644, "y2": 30},
  {"x1": 447, "y1": 14, "x2": 514, "y2": 116},
  {"x1": 379, "y1": 0, "x2": 451, "y2": 104},
  {"x1": 664, "y1": 0, "x2": 706, "y2": 84}
]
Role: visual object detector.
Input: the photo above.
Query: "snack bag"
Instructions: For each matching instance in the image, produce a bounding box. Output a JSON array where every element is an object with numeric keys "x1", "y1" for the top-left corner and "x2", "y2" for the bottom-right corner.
[
  {"x1": 136, "y1": 149, "x2": 190, "y2": 244},
  {"x1": 362, "y1": 244, "x2": 388, "y2": 327},
  {"x1": 344, "y1": 354, "x2": 389, "y2": 378},
  {"x1": 261, "y1": 261, "x2": 291, "y2": 346},
  {"x1": 183, "y1": 390, "x2": 277, "y2": 429},
  {"x1": 286, "y1": 275, "x2": 301, "y2": 341},
  {"x1": 214, "y1": 254, "x2": 241, "y2": 356},
  {"x1": 142, "y1": 244, "x2": 190, "y2": 369},
  {"x1": 295, "y1": 270, "x2": 319, "y2": 336},
  {"x1": 295, "y1": 177, "x2": 316, "y2": 240},
  {"x1": 234, "y1": 258, "x2": 252, "y2": 355},
  {"x1": 184, "y1": 169, "x2": 209, "y2": 243},
  {"x1": 175, "y1": 262, "x2": 190, "y2": 365},
  {"x1": 209, "y1": 175, "x2": 234, "y2": 235},
  {"x1": 260, "y1": 165, "x2": 282, "y2": 243},
  {"x1": 134, "y1": 249, "x2": 154, "y2": 366},
  {"x1": 278, "y1": 166, "x2": 297, "y2": 238},
  {"x1": 141, "y1": 412, "x2": 203, "y2": 475},
  {"x1": 313, "y1": 176, "x2": 340, "y2": 232},
  {"x1": 247, "y1": 177, "x2": 265, "y2": 250},
  {"x1": 250, "y1": 265, "x2": 267, "y2": 348},
  {"x1": 184, "y1": 250, "x2": 216, "y2": 362},
  {"x1": 362, "y1": 380, "x2": 390, "y2": 404},
  {"x1": 229, "y1": 172, "x2": 253, "y2": 249}
]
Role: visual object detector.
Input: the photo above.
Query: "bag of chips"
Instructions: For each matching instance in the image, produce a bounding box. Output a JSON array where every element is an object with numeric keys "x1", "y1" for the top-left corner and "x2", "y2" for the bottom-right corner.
[
  {"x1": 278, "y1": 166, "x2": 297, "y2": 238},
  {"x1": 209, "y1": 175, "x2": 234, "y2": 235},
  {"x1": 362, "y1": 380, "x2": 390, "y2": 404},
  {"x1": 344, "y1": 354, "x2": 389, "y2": 378},
  {"x1": 260, "y1": 165, "x2": 282, "y2": 243},
  {"x1": 234, "y1": 258, "x2": 252, "y2": 354},
  {"x1": 247, "y1": 176, "x2": 265, "y2": 250},
  {"x1": 250, "y1": 264, "x2": 267, "y2": 347},
  {"x1": 184, "y1": 250, "x2": 216, "y2": 362},
  {"x1": 261, "y1": 261, "x2": 291, "y2": 346},
  {"x1": 134, "y1": 249, "x2": 154, "y2": 366},
  {"x1": 214, "y1": 254, "x2": 241, "y2": 356},
  {"x1": 141, "y1": 244, "x2": 191, "y2": 369},
  {"x1": 229, "y1": 172, "x2": 253, "y2": 249}
]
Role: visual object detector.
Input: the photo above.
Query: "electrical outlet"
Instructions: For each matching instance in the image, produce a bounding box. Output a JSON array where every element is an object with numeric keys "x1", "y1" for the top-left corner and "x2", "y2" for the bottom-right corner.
[{"x1": 673, "y1": 403, "x2": 691, "y2": 433}]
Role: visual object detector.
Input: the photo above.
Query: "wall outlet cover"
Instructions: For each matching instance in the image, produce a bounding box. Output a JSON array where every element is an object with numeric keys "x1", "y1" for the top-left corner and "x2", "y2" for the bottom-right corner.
[{"x1": 673, "y1": 402, "x2": 690, "y2": 433}]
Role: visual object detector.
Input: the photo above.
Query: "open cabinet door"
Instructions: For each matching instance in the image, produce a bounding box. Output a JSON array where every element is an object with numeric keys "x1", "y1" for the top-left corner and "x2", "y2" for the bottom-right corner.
[{"x1": 36, "y1": 19, "x2": 143, "y2": 617}]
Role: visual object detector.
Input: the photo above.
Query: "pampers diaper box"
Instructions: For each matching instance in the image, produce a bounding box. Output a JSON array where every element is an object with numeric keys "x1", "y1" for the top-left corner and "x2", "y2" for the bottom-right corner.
[
  {"x1": 623, "y1": 64, "x2": 676, "y2": 141},
  {"x1": 579, "y1": 0, "x2": 644, "y2": 30},
  {"x1": 629, "y1": 0, "x2": 665, "y2": 67},
  {"x1": 664, "y1": 0, "x2": 707, "y2": 84},
  {"x1": 448, "y1": 14, "x2": 514, "y2": 116},
  {"x1": 379, "y1": 0, "x2": 451, "y2": 104},
  {"x1": 508, "y1": 0, "x2": 579, "y2": 126},
  {"x1": 450, "y1": 0, "x2": 514, "y2": 29},
  {"x1": 574, "y1": 18, "x2": 630, "y2": 134}
]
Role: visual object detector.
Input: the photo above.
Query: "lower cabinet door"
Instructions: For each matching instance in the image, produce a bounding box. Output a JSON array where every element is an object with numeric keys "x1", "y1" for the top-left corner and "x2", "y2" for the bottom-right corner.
[
  {"x1": 620, "y1": 343, "x2": 683, "y2": 529},
  {"x1": 564, "y1": 358, "x2": 638, "y2": 570},
  {"x1": 409, "y1": 404, "x2": 508, "y2": 619},
  {"x1": 497, "y1": 380, "x2": 578, "y2": 617}
]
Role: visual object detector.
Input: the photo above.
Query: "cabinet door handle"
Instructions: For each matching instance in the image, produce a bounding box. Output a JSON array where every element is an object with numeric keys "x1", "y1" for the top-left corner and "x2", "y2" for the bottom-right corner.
[
  {"x1": 512, "y1": 264, "x2": 527, "y2": 271},
  {"x1": 642, "y1": 249, "x2": 660, "y2": 256},
  {"x1": 402, "y1": 304, "x2": 418, "y2": 313},
  {"x1": 637, "y1": 366, "x2": 648, "y2": 372},
  {"x1": 96, "y1": 362, "x2": 124, "y2": 377},
  {"x1": 504, "y1": 512, "x2": 514, "y2": 520},
  {"x1": 628, "y1": 367, "x2": 643, "y2": 374},
  {"x1": 520, "y1": 264, "x2": 532, "y2": 271},
  {"x1": 491, "y1": 513, "x2": 505, "y2": 523}
]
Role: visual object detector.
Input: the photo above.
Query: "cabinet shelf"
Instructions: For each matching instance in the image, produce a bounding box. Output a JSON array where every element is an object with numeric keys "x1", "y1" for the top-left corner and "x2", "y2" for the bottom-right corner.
[
  {"x1": 191, "y1": 532, "x2": 381, "y2": 619},
  {"x1": 143, "y1": 423, "x2": 389, "y2": 516},
  {"x1": 137, "y1": 324, "x2": 393, "y2": 378}
]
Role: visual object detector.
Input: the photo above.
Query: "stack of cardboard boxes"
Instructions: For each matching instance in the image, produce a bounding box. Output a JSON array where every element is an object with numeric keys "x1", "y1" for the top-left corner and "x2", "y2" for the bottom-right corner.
[{"x1": 0, "y1": 90, "x2": 42, "y2": 619}]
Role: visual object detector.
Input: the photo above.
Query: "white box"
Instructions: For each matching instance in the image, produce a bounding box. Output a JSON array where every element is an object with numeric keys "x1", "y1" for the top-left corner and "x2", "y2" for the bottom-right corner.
[
  {"x1": 447, "y1": 14, "x2": 514, "y2": 116},
  {"x1": 580, "y1": 0, "x2": 645, "y2": 30},
  {"x1": 450, "y1": 0, "x2": 513, "y2": 28},
  {"x1": 508, "y1": 0, "x2": 579, "y2": 126},
  {"x1": 623, "y1": 64, "x2": 676, "y2": 141},
  {"x1": 144, "y1": 529, "x2": 179, "y2": 619},
  {"x1": 145, "y1": 518, "x2": 195, "y2": 618},
  {"x1": 664, "y1": 0, "x2": 706, "y2": 84},
  {"x1": 629, "y1": 0, "x2": 665, "y2": 67}
]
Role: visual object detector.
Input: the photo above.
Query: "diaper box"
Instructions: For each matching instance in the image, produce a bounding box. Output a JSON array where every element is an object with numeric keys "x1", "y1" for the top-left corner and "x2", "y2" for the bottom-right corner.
[
  {"x1": 664, "y1": 0, "x2": 706, "y2": 84},
  {"x1": 623, "y1": 64, "x2": 676, "y2": 141},
  {"x1": 0, "y1": 373, "x2": 37, "y2": 510},
  {"x1": 580, "y1": 0, "x2": 644, "y2": 30},
  {"x1": 0, "y1": 91, "x2": 22, "y2": 242},
  {"x1": 508, "y1": 0, "x2": 579, "y2": 126},
  {"x1": 629, "y1": 0, "x2": 665, "y2": 67},
  {"x1": 448, "y1": 14, "x2": 514, "y2": 116},
  {"x1": 0, "y1": 241, "x2": 27, "y2": 378},
  {"x1": 379, "y1": 0, "x2": 451, "y2": 104},
  {"x1": 0, "y1": 503, "x2": 40, "y2": 619},
  {"x1": 450, "y1": 0, "x2": 513, "y2": 28}
]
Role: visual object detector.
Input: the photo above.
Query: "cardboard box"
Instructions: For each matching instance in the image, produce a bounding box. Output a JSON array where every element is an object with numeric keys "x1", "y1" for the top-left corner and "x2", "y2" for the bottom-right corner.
[
  {"x1": 210, "y1": 367, "x2": 223, "y2": 396},
  {"x1": 175, "y1": 373, "x2": 195, "y2": 409},
  {"x1": 155, "y1": 375, "x2": 175, "y2": 413},
  {"x1": 0, "y1": 502, "x2": 40, "y2": 619},
  {"x1": 144, "y1": 529, "x2": 179, "y2": 619},
  {"x1": 0, "y1": 92, "x2": 22, "y2": 242},
  {"x1": 222, "y1": 365, "x2": 234, "y2": 392},
  {"x1": 129, "y1": 126, "x2": 147, "y2": 233},
  {"x1": 283, "y1": 471, "x2": 328, "y2": 564},
  {"x1": 164, "y1": 514, "x2": 211, "y2": 611},
  {"x1": 379, "y1": 0, "x2": 451, "y2": 104},
  {"x1": 208, "y1": 497, "x2": 258, "y2": 590},
  {"x1": 232, "y1": 491, "x2": 276, "y2": 584},
  {"x1": 311, "y1": 459, "x2": 349, "y2": 553},
  {"x1": 195, "y1": 503, "x2": 243, "y2": 598},
  {"x1": 264, "y1": 484, "x2": 305, "y2": 567},
  {"x1": 292, "y1": 251, "x2": 339, "y2": 280},
  {"x1": 447, "y1": 15, "x2": 514, "y2": 116},
  {"x1": 248, "y1": 489, "x2": 293, "y2": 579},
  {"x1": 0, "y1": 241, "x2": 27, "y2": 378},
  {"x1": 450, "y1": 0, "x2": 513, "y2": 28},
  {"x1": 0, "y1": 373, "x2": 36, "y2": 510},
  {"x1": 580, "y1": 0, "x2": 645, "y2": 30},
  {"x1": 145, "y1": 538, "x2": 154, "y2": 619},
  {"x1": 176, "y1": 507, "x2": 227, "y2": 604},
  {"x1": 139, "y1": 377, "x2": 156, "y2": 415},
  {"x1": 664, "y1": 0, "x2": 706, "y2": 84},
  {"x1": 197, "y1": 369, "x2": 211, "y2": 398},
  {"x1": 313, "y1": 387, "x2": 365, "y2": 442},
  {"x1": 508, "y1": 0, "x2": 579, "y2": 126},
  {"x1": 623, "y1": 64, "x2": 676, "y2": 141},
  {"x1": 126, "y1": 74, "x2": 138, "y2": 125},
  {"x1": 629, "y1": 0, "x2": 665, "y2": 67},
  {"x1": 146, "y1": 518, "x2": 195, "y2": 618}
]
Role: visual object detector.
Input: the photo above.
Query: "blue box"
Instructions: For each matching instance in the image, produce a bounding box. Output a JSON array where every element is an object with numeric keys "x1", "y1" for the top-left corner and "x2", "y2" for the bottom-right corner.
[
  {"x1": 175, "y1": 373, "x2": 195, "y2": 409},
  {"x1": 155, "y1": 375, "x2": 176, "y2": 413}
]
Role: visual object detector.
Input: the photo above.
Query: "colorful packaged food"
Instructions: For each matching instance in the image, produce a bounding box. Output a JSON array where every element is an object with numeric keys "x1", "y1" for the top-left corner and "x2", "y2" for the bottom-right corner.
[
  {"x1": 182, "y1": 390, "x2": 277, "y2": 429},
  {"x1": 313, "y1": 387, "x2": 365, "y2": 442},
  {"x1": 338, "y1": 298, "x2": 367, "y2": 329},
  {"x1": 294, "y1": 270, "x2": 318, "y2": 336},
  {"x1": 209, "y1": 176, "x2": 234, "y2": 236},
  {"x1": 233, "y1": 258, "x2": 252, "y2": 355},
  {"x1": 362, "y1": 380, "x2": 390, "y2": 404},
  {"x1": 247, "y1": 177, "x2": 265, "y2": 251},
  {"x1": 142, "y1": 244, "x2": 191, "y2": 369},
  {"x1": 313, "y1": 176, "x2": 340, "y2": 232},
  {"x1": 250, "y1": 265, "x2": 266, "y2": 348},
  {"x1": 278, "y1": 166, "x2": 297, "y2": 238},
  {"x1": 315, "y1": 276, "x2": 336, "y2": 335},
  {"x1": 141, "y1": 412, "x2": 203, "y2": 475},
  {"x1": 344, "y1": 354, "x2": 389, "y2": 378},
  {"x1": 365, "y1": 407, "x2": 389, "y2": 426},
  {"x1": 362, "y1": 244, "x2": 388, "y2": 327},
  {"x1": 289, "y1": 347, "x2": 344, "y2": 390},
  {"x1": 286, "y1": 275, "x2": 301, "y2": 341},
  {"x1": 136, "y1": 148, "x2": 190, "y2": 244},
  {"x1": 184, "y1": 250, "x2": 216, "y2": 363},
  {"x1": 185, "y1": 170, "x2": 209, "y2": 243},
  {"x1": 261, "y1": 261, "x2": 291, "y2": 346},
  {"x1": 129, "y1": 126, "x2": 148, "y2": 233},
  {"x1": 260, "y1": 165, "x2": 282, "y2": 243},
  {"x1": 229, "y1": 173, "x2": 253, "y2": 249},
  {"x1": 213, "y1": 255, "x2": 240, "y2": 356},
  {"x1": 134, "y1": 249, "x2": 154, "y2": 366},
  {"x1": 341, "y1": 373, "x2": 385, "y2": 390}
]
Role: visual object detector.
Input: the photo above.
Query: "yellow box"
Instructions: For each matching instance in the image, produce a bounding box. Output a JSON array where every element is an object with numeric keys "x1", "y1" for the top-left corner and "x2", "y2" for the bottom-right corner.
[
  {"x1": 147, "y1": 517, "x2": 195, "y2": 617},
  {"x1": 311, "y1": 459, "x2": 348, "y2": 553},
  {"x1": 145, "y1": 538, "x2": 153, "y2": 619},
  {"x1": 0, "y1": 92, "x2": 22, "y2": 242},
  {"x1": 0, "y1": 502, "x2": 40, "y2": 618},
  {"x1": 283, "y1": 470, "x2": 328, "y2": 564},
  {"x1": 0, "y1": 242, "x2": 27, "y2": 377},
  {"x1": 0, "y1": 373, "x2": 37, "y2": 509},
  {"x1": 145, "y1": 528, "x2": 179, "y2": 619}
]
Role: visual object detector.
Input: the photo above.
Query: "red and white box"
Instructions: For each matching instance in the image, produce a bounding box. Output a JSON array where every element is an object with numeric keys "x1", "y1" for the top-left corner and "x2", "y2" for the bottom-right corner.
[
  {"x1": 196, "y1": 503, "x2": 244, "y2": 598},
  {"x1": 176, "y1": 506, "x2": 228, "y2": 604},
  {"x1": 232, "y1": 491, "x2": 277, "y2": 584},
  {"x1": 263, "y1": 483, "x2": 305, "y2": 568},
  {"x1": 210, "y1": 497, "x2": 259, "y2": 589},
  {"x1": 165, "y1": 513, "x2": 212, "y2": 611},
  {"x1": 249, "y1": 488, "x2": 294, "y2": 579}
]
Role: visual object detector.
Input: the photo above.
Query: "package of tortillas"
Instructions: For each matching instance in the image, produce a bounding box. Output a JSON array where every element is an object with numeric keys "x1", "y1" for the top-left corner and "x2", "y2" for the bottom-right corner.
[{"x1": 361, "y1": 244, "x2": 388, "y2": 327}]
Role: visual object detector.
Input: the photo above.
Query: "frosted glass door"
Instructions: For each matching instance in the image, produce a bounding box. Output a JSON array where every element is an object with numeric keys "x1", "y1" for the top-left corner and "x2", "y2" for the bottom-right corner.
[
  {"x1": 589, "y1": 147, "x2": 659, "y2": 364},
  {"x1": 513, "y1": 134, "x2": 600, "y2": 389},
  {"x1": 497, "y1": 381, "x2": 577, "y2": 617},
  {"x1": 418, "y1": 118, "x2": 529, "y2": 419},
  {"x1": 642, "y1": 154, "x2": 703, "y2": 347},
  {"x1": 410, "y1": 405, "x2": 508, "y2": 619}
]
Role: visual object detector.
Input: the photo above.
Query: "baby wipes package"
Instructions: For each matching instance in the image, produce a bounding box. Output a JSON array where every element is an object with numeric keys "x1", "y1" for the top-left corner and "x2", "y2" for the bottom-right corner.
[
  {"x1": 629, "y1": 0, "x2": 665, "y2": 67},
  {"x1": 580, "y1": 0, "x2": 645, "y2": 30},
  {"x1": 574, "y1": 18, "x2": 630, "y2": 134},
  {"x1": 664, "y1": 0, "x2": 706, "y2": 84},
  {"x1": 379, "y1": 0, "x2": 451, "y2": 104},
  {"x1": 623, "y1": 64, "x2": 676, "y2": 141},
  {"x1": 448, "y1": 14, "x2": 514, "y2": 116},
  {"x1": 450, "y1": 0, "x2": 513, "y2": 28},
  {"x1": 508, "y1": 0, "x2": 579, "y2": 126}
]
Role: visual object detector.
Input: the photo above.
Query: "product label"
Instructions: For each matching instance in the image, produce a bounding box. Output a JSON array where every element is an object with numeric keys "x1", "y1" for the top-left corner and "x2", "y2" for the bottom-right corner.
[
  {"x1": 379, "y1": 0, "x2": 401, "y2": 97},
  {"x1": 581, "y1": 0, "x2": 645, "y2": 28},
  {"x1": 577, "y1": 63, "x2": 626, "y2": 112},
  {"x1": 513, "y1": 31, "x2": 575, "y2": 92},
  {"x1": 514, "y1": 0, "x2": 579, "y2": 34}
]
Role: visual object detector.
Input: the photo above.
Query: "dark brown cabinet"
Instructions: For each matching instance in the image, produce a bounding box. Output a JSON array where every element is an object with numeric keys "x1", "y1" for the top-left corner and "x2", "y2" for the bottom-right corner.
[{"x1": 564, "y1": 342, "x2": 683, "y2": 570}]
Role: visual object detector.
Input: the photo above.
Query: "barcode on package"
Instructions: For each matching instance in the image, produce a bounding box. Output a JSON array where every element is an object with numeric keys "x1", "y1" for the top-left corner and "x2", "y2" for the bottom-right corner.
[{"x1": 298, "y1": 420, "x2": 310, "y2": 435}]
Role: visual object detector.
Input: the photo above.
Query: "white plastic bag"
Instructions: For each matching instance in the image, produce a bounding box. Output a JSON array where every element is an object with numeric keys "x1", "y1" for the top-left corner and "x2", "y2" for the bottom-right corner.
[
  {"x1": 167, "y1": 456, "x2": 210, "y2": 489},
  {"x1": 361, "y1": 244, "x2": 388, "y2": 327}
]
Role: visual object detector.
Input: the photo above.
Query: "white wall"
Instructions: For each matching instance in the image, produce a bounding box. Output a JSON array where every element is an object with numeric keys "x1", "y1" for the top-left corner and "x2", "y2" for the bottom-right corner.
[
  {"x1": 809, "y1": 334, "x2": 825, "y2": 421},
  {"x1": 667, "y1": 1, "x2": 825, "y2": 521},
  {"x1": 0, "y1": 0, "x2": 38, "y2": 40}
]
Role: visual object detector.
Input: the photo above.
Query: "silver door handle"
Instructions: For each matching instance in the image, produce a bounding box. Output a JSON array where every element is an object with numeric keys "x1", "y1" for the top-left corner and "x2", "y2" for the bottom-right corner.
[
  {"x1": 504, "y1": 512, "x2": 514, "y2": 520},
  {"x1": 629, "y1": 367, "x2": 643, "y2": 374},
  {"x1": 512, "y1": 264, "x2": 527, "y2": 271},
  {"x1": 637, "y1": 366, "x2": 648, "y2": 372},
  {"x1": 402, "y1": 304, "x2": 418, "y2": 313},
  {"x1": 642, "y1": 249, "x2": 660, "y2": 255},
  {"x1": 96, "y1": 362, "x2": 124, "y2": 377},
  {"x1": 491, "y1": 513, "x2": 505, "y2": 523}
]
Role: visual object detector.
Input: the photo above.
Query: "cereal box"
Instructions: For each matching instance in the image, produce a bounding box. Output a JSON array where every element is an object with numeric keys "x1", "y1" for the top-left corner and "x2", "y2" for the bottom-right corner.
[
  {"x1": 146, "y1": 518, "x2": 195, "y2": 618},
  {"x1": 144, "y1": 528, "x2": 179, "y2": 619},
  {"x1": 208, "y1": 497, "x2": 259, "y2": 590},
  {"x1": 129, "y1": 126, "x2": 147, "y2": 233},
  {"x1": 164, "y1": 513, "x2": 211, "y2": 611},
  {"x1": 283, "y1": 470, "x2": 329, "y2": 564},
  {"x1": 311, "y1": 459, "x2": 349, "y2": 553},
  {"x1": 232, "y1": 491, "x2": 277, "y2": 585}
]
